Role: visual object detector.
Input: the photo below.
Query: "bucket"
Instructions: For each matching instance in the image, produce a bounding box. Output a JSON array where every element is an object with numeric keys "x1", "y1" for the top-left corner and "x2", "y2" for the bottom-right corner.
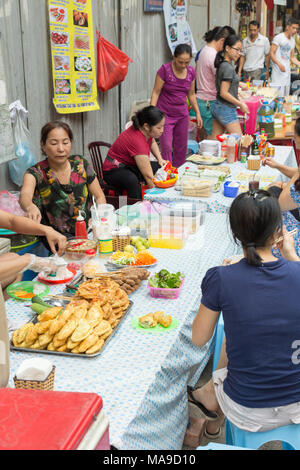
[{"x1": 237, "y1": 96, "x2": 262, "y2": 134}]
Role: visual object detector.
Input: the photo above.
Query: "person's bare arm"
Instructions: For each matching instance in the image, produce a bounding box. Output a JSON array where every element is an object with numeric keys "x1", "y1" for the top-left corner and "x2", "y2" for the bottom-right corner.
[
  {"x1": 134, "y1": 155, "x2": 155, "y2": 188},
  {"x1": 262, "y1": 157, "x2": 298, "y2": 178},
  {"x1": 187, "y1": 80, "x2": 202, "y2": 128},
  {"x1": 238, "y1": 55, "x2": 245, "y2": 77},
  {"x1": 192, "y1": 303, "x2": 220, "y2": 347},
  {"x1": 88, "y1": 177, "x2": 106, "y2": 204},
  {"x1": 270, "y1": 43, "x2": 285, "y2": 72},
  {"x1": 291, "y1": 48, "x2": 300, "y2": 67},
  {"x1": 220, "y1": 81, "x2": 249, "y2": 114},
  {"x1": 265, "y1": 54, "x2": 270, "y2": 79},
  {"x1": 150, "y1": 73, "x2": 165, "y2": 106},
  {"x1": 151, "y1": 139, "x2": 166, "y2": 166},
  {"x1": 0, "y1": 210, "x2": 66, "y2": 255},
  {"x1": 20, "y1": 173, "x2": 41, "y2": 223},
  {"x1": 278, "y1": 173, "x2": 299, "y2": 211}
]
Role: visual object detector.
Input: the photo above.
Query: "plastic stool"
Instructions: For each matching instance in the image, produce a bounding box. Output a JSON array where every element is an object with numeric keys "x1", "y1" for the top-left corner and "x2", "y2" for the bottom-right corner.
[
  {"x1": 187, "y1": 140, "x2": 199, "y2": 154},
  {"x1": 226, "y1": 419, "x2": 300, "y2": 450},
  {"x1": 212, "y1": 313, "x2": 224, "y2": 372},
  {"x1": 198, "y1": 442, "x2": 252, "y2": 450}
]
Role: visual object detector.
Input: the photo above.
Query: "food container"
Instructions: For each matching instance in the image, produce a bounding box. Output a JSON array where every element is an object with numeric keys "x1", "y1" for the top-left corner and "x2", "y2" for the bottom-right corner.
[
  {"x1": 148, "y1": 227, "x2": 189, "y2": 250},
  {"x1": 65, "y1": 238, "x2": 97, "y2": 261},
  {"x1": 224, "y1": 181, "x2": 240, "y2": 198},
  {"x1": 158, "y1": 201, "x2": 206, "y2": 234},
  {"x1": 148, "y1": 279, "x2": 185, "y2": 300},
  {"x1": 116, "y1": 204, "x2": 159, "y2": 231},
  {"x1": 14, "y1": 366, "x2": 55, "y2": 391},
  {"x1": 153, "y1": 175, "x2": 178, "y2": 188},
  {"x1": 247, "y1": 155, "x2": 261, "y2": 171},
  {"x1": 0, "y1": 389, "x2": 110, "y2": 450}
]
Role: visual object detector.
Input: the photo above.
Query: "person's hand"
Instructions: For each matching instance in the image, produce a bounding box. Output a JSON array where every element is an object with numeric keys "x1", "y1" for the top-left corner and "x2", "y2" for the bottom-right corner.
[
  {"x1": 43, "y1": 227, "x2": 67, "y2": 256},
  {"x1": 26, "y1": 204, "x2": 42, "y2": 223},
  {"x1": 27, "y1": 255, "x2": 60, "y2": 274},
  {"x1": 196, "y1": 114, "x2": 203, "y2": 129},
  {"x1": 262, "y1": 157, "x2": 279, "y2": 169},
  {"x1": 279, "y1": 63, "x2": 286, "y2": 73},
  {"x1": 274, "y1": 227, "x2": 299, "y2": 261},
  {"x1": 239, "y1": 102, "x2": 250, "y2": 115},
  {"x1": 159, "y1": 159, "x2": 169, "y2": 167}
]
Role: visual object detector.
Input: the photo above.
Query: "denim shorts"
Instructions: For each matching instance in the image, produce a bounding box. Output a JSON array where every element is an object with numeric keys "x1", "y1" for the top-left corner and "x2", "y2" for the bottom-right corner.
[{"x1": 211, "y1": 100, "x2": 239, "y2": 126}]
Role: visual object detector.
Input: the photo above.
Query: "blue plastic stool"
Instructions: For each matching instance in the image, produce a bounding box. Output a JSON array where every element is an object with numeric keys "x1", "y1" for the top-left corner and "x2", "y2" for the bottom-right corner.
[
  {"x1": 226, "y1": 419, "x2": 300, "y2": 450},
  {"x1": 212, "y1": 313, "x2": 224, "y2": 372},
  {"x1": 187, "y1": 140, "x2": 199, "y2": 154},
  {"x1": 198, "y1": 442, "x2": 252, "y2": 450}
]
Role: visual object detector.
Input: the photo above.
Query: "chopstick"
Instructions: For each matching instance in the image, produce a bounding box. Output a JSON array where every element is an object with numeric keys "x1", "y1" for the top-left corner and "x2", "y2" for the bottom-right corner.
[{"x1": 273, "y1": 229, "x2": 298, "y2": 245}]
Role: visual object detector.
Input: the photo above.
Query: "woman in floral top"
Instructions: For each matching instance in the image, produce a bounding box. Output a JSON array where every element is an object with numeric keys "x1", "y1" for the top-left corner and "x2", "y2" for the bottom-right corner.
[{"x1": 20, "y1": 121, "x2": 106, "y2": 237}]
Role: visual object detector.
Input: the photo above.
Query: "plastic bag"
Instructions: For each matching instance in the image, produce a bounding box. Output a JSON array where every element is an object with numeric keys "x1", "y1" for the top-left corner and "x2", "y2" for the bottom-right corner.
[
  {"x1": 8, "y1": 101, "x2": 36, "y2": 187},
  {"x1": 154, "y1": 162, "x2": 178, "y2": 182},
  {"x1": 97, "y1": 32, "x2": 132, "y2": 92},
  {"x1": 0, "y1": 190, "x2": 25, "y2": 216}
]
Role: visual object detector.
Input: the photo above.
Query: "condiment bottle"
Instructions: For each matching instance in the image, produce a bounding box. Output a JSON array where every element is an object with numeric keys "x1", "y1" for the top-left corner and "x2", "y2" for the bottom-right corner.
[
  {"x1": 99, "y1": 218, "x2": 113, "y2": 258},
  {"x1": 0, "y1": 286, "x2": 9, "y2": 387},
  {"x1": 75, "y1": 210, "x2": 88, "y2": 239},
  {"x1": 251, "y1": 135, "x2": 259, "y2": 156}
]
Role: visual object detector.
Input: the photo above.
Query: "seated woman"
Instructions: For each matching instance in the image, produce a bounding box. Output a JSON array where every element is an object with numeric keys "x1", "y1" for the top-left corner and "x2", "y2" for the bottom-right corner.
[
  {"x1": 262, "y1": 119, "x2": 300, "y2": 253},
  {"x1": 102, "y1": 106, "x2": 167, "y2": 199},
  {"x1": 20, "y1": 121, "x2": 106, "y2": 238},
  {"x1": 190, "y1": 190, "x2": 300, "y2": 438},
  {"x1": 0, "y1": 209, "x2": 66, "y2": 298}
]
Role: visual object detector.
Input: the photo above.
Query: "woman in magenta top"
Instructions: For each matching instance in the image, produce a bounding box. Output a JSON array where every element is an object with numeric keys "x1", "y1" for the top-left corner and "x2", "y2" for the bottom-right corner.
[
  {"x1": 150, "y1": 44, "x2": 202, "y2": 168},
  {"x1": 103, "y1": 106, "x2": 166, "y2": 199}
]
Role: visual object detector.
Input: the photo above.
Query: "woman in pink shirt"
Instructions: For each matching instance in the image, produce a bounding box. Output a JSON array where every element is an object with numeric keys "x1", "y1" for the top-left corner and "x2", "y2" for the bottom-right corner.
[
  {"x1": 103, "y1": 106, "x2": 166, "y2": 199},
  {"x1": 150, "y1": 44, "x2": 202, "y2": 168}
]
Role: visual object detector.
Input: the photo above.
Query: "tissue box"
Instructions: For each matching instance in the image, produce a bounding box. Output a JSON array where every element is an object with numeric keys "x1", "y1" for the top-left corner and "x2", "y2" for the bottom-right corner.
[{"x1": 14, "y1": 366, "x2": 55, "y2": 391}]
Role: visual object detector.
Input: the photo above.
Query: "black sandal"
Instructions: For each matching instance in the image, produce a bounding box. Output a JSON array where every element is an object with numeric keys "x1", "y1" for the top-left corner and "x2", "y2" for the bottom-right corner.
[{"x1": 187, "y1": 386, "x2": 218, "y2": 421}]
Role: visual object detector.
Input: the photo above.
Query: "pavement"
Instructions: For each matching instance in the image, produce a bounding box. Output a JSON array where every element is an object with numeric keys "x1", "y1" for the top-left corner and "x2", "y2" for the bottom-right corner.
[{"x1": 182, "y1": 357, "x2": 282, "y2": 451}]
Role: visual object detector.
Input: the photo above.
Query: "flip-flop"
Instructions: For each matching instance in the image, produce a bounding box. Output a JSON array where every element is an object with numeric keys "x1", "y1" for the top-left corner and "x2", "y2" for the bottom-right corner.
[
  {"x1": 204, "y1": 425, "x2": 222, "y2": 439},
  {"x1": 187, "y1": 385, "x2": 218, "y2": 421}
]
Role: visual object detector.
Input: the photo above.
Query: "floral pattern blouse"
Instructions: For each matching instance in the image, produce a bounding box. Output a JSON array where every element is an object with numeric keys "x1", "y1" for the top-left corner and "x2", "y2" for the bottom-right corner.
[{"x1": 26, "y1": 155, "x2": 96, "y2": 236}]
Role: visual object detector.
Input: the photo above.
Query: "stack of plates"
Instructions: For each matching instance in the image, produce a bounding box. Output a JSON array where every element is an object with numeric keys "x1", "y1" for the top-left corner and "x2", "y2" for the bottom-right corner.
[{"x1": 199, "y1": 140, "x2": 221, "y2": 157}]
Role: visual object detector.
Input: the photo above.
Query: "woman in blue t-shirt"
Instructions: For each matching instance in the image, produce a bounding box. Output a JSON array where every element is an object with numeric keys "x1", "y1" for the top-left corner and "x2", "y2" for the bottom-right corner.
[{"x1": 189, "y1": 190, "x2": 300, "y2": 438}]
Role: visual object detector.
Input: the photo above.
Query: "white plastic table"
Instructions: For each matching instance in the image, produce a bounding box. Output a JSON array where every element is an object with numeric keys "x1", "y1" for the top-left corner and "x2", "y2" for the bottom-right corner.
[{"x1": 6, "y1": 213, "x2": 239, "y2": 450}]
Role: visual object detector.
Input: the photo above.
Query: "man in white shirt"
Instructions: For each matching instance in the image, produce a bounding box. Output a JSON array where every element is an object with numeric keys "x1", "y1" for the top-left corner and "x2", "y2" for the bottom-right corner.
[
  {"x1": 270, "y1": 17, "x2": 300, "y2": 97},
  {"x1": 238, "y1": 21, "x2": 270, "y2": 82}
]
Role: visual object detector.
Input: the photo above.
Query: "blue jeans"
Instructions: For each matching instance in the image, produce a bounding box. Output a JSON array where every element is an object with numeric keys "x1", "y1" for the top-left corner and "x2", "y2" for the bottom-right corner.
[{"x1": 211, "y1": 100, "x2": 239, "y2": 126}]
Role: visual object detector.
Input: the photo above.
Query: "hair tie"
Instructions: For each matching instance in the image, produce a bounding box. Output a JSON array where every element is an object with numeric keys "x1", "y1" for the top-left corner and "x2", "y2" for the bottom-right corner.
[{"x1": 246, "y1": 243, "x2": 255, "y2": 249}]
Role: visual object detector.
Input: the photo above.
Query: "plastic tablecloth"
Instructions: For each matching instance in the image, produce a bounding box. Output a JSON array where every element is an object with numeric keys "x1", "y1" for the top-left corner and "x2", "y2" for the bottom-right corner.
[
  {"x1": 145, "y1": 146, "x2": 297, "y2": 214},
  {"x1": 6, "y1": 213, "x2": 241, "y2": 450}
]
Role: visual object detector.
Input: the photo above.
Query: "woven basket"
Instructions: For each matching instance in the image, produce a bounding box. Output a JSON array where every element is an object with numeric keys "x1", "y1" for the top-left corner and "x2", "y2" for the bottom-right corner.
[
  {"x1": 247, "y1": 159, "x2": 261, "y2": 171},
  {"x1": 112, "y1": 235, "x2": 131, "y2": 252},
  {"x1": 13, "y1": 366, "x2": 55, "y2": 391}
]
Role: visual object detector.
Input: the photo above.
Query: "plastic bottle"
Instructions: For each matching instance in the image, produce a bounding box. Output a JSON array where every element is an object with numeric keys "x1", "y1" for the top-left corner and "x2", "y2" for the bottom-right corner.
[
  {"x1": 258, "y1": 101, "x2": 275, "y2": 138},
  {"x1": 75, "y1": 211, "x2": 88, "y2": 239},
  {"x1": 99, "y1": 218, "x2": 113, "y2": 258},
  {"x1": 251, "y1": 135, "x2": 259, "y2": 156},
  {"x1": 0, "y1": 287, "x2": 9, "y2": 387}
]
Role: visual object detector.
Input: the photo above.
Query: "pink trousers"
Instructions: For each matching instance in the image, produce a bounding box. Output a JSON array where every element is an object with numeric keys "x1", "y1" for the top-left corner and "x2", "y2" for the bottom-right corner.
[{"x1": 159, "y1": 114, "x2": 189, "y2": 168}]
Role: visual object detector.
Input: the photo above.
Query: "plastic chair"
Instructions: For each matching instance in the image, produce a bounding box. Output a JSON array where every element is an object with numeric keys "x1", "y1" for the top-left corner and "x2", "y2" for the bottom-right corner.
[
  {"x1": 226, "y1": 419, "x2": 300, "y2": 450},
  {"x1": 212, "y1": 313, "x2": 224, "y2": 372},
  {"x1": 88, "y1": 141, "x2": 124, "y2": 198}
]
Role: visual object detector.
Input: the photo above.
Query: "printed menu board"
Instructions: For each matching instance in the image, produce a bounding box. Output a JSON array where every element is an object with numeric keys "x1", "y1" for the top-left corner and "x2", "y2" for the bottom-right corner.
[{"x1": 49, "y1": 0, "x2": 99, "y2": 114}]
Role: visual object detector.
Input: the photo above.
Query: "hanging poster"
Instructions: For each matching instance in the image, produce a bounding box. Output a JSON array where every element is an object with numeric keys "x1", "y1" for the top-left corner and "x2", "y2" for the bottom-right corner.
[
  {"x1": 163, "y1": 0, "x2": 196, "y2": 55},
  {"x1": 49, "y1": 0, "x2": 99, "y2": 114},
  {"x1": 144, "y1": 0, "x2": 164, "y2": 12}
]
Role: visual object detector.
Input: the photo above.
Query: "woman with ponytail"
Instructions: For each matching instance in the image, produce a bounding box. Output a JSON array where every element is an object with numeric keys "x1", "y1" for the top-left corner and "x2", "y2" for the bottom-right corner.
[
  {"x1": 188, "y1": 190, "x2": 300, "y2": 438},
  {"x1": 211, "y1": 34, "x2": 249, "y2": 137},
  {"x1": 195, "y1": 26, "x2": 235, "y2": 137},
  {"x1": 102, "y1": 106, "x2": 166, "y2": 199}
]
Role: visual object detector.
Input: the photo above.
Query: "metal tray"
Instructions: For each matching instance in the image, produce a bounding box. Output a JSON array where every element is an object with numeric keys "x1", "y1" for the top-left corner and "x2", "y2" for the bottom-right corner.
[{"x1": 10, "y1": 301, "x2": 133, "y2": 359}]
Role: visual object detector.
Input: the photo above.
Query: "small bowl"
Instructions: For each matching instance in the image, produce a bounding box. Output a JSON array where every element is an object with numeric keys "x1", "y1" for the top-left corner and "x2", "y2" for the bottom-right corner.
[
  {"x1": 224, "y1": 181, "x2": 240, "y2": 198},
  {"x1": 65, "y1": 238, "x2": 97, "y2": 261}
]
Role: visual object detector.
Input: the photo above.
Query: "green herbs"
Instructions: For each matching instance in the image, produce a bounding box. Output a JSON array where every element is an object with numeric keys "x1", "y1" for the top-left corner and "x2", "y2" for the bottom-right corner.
[{"x1": 149, "y1": 269, "x2": 184, "y2": 289}]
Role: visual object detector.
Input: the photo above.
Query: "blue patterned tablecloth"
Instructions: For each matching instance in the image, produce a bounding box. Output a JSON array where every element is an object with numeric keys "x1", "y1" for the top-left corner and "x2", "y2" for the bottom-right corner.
[
  {"x1": 145, "y1": 146, "x2": 297, "y2": 214},
  {"x1": 6, "y1": 213, "x2": 241, "y2": 450}
]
